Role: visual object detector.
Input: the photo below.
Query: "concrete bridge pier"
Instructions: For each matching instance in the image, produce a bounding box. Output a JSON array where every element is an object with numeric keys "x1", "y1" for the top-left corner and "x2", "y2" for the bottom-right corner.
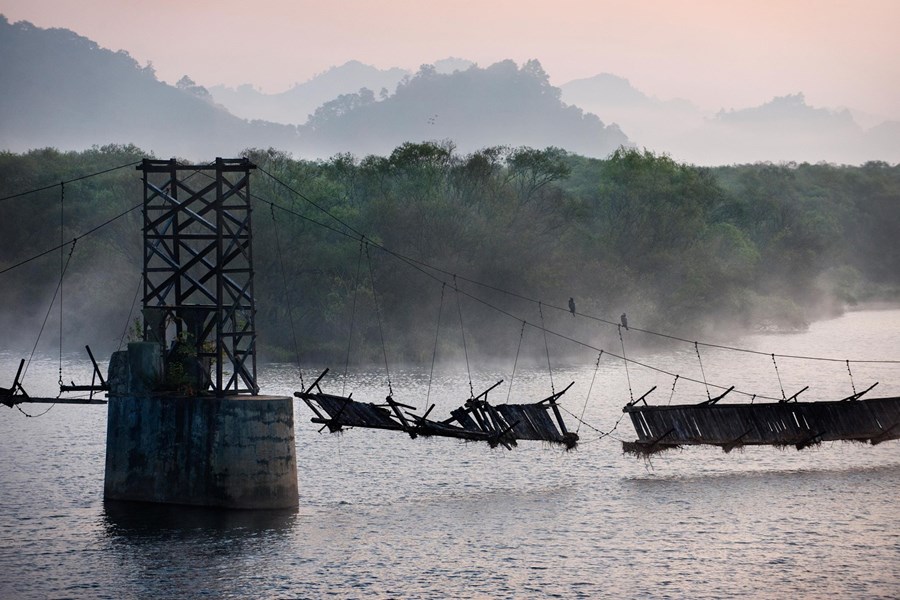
[{"x1": 103, "y1": 342, "x2": 299, "y2": 509}]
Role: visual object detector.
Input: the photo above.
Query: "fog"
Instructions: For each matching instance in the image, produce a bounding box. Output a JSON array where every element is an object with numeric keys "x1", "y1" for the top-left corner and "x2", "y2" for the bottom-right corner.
[
  {"x1": 2, "y1": 16, "x2": 900, "y2": 385},
  {"x1": 3, "y1": 17, "x2": 899, "y2": 166}
]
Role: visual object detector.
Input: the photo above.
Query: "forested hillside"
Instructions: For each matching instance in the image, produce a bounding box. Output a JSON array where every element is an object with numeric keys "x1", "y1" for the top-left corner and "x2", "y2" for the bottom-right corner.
[
  {"x1": 1, "y1": 145, "x2": 898, "y2": 364},
  {"x1": 0, "y1": 17, "x2": 629, "y2": 161},
  {"x1": 295, "y1": 60, "x2": 629, "y2": 157},
  {"x1": 0, "y1": 17, "x2": 299, "y2": 158}
]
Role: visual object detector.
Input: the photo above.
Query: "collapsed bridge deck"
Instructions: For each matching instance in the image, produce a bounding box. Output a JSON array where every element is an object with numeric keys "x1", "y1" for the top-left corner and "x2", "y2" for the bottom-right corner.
[
  {"x1": 296, "y1": 369, "x2": 578, "y2": 449},
  {"x1": 623, "y1": 395, "x2": 900, "y2": 455}
]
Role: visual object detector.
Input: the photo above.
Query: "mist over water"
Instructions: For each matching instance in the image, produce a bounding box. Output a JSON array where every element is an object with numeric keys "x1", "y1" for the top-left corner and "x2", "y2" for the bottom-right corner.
[{"x1": 1, "y1": 309, "x2": 899, "y2": 598}]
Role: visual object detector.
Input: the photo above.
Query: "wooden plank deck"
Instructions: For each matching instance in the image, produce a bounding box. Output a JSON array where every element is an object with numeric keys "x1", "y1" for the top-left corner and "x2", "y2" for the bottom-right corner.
[{"x1": 623, "y1": 396, "x2": 900, "y2": 455}]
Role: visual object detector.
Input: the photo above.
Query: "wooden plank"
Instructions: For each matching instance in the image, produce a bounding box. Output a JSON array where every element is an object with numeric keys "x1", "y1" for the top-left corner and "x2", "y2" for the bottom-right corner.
[
  {"x1": 6, "y1": 396, "x2": 107, "y2": 405},
  {"x1": 624, "y1": 396, "x2": 900, "y2": 451}
]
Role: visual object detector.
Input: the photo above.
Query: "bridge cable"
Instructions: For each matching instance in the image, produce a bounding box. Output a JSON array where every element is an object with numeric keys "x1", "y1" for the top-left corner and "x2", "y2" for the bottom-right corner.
[
  {"x1": 695, "y1": 342, "x2": 711, "y2": 400},
  {"x1": 366, "y1": 242, "x2": 393, "y2": 397},
  {"x1": 452, "y1": 275, "x2": 475, "y2": 399},
  {"x1": 578, "y1": 351, "x2": 604, "y2": 434},
  {"x1": 619, "y1": 325, "x2": 634, "y2": 403},
  {"x1": 256, "y1": 189, "x2": 770, "y2": 399},
  {"x1": 364, "y1": 232, "x2": 782, "y2": 401},
  {"x1": 58, "y1": 182, "x2": 65, "y2": 389},
  {"x1": 255, "y1": 170, "x2": 900, "y2": 365},
  {"x1": 505, "y1": 320, "x2": 527, "y2": 404},
  {"x1": 341, "y1": 237, "x2": 365, "y2": 397},
  {"x1": 0, "y1": 160, "x2": 142, "y2": 204},
  {"x1": 772, "y1": 353, "x2": 787, "y2": 400},
  {"x1": 22, "y1": 240, "x2": 77, "y2": 384},
  {"x1": 846, "y1": 359, "x2": 857, "y2": 396},
  {"x1": 270, "y1": 203, "x2": 305, "y2": 389},
  {"x1": 0, "y1": 202, "x2": 142, "y2": 276},
  {"x1": 668, "y1": 374, "x2": 680, "y2": 406},
  {"x1": 538, "y1": 302, "x2": 555, "y2": 395},
  {"x1": 559, "y1": 403, "x2": 628, "y2": 442},
  {"x1": 248, "y1": 185, "x2": 892, "y2": 402},
  {"x1": 425, "y1": 282, "x2": 446, "y2": 410}
]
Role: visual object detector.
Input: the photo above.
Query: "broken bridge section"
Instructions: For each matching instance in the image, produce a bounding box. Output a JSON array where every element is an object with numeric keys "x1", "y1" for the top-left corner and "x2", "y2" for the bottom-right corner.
[
  {"x1": 297, "y1": 369, "x2": 578, "y2": 450},
  {"x1": 623, "y1": 395, "x2": 900, "y2": 456}
]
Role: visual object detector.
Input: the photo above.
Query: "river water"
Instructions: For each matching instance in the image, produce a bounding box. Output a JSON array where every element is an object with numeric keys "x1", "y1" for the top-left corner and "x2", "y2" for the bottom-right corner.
[{"x1": 1, "y1": 309, "x2": 899, "y2": 598}]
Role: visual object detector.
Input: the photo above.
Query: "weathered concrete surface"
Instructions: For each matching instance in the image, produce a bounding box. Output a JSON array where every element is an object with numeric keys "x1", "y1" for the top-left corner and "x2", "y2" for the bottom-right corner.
[
  {"x1": 108, "y1": 342, "x2": 162, "y2": 396},
  {"x1": 104, "y1": 394, "x2": 299, "y2": 509},
  {"x1": 104, "y1": 342, "x2": 298, "y2": 509}
]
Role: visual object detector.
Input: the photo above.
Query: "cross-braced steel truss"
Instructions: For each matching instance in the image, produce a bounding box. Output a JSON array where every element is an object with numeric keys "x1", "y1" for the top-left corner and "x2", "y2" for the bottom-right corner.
[{"x1": 140, "y1": 158, "x2": 259, "y2": 396}]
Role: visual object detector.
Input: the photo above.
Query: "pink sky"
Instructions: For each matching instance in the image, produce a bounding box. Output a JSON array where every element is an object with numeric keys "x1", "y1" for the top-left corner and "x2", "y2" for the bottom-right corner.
[{"x1": 2, "y1": 0, "x2": 899, "y2": 119}]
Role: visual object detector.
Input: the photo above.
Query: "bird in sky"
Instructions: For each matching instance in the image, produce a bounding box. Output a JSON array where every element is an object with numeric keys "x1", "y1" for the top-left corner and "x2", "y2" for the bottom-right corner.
[{"x1": 568, "y1": 297, "x2": 576, "y2": 316}]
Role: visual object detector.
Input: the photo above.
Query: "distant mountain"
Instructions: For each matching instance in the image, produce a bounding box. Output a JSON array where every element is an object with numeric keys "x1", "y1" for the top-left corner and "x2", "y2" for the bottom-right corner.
[
  {"x1": 432, "y1": 57, "x2": 476, "y2": 74},
  {"x1": 208, "y1": 59, "x2": 480, "y2": 126},
  {"x1": 562, "y1": 74, "x2": 899, "y2": 165},
  {"x1": 209, "y1": 60, "x2": 409, "y2": 125},
  {"x1": 295, "y1": 59, "x2": 630, "y2": 158},
  {"x1": 15, "y1": 16, "x2": 892, "y2": 166},
  {"x1": 561, "y1": 73, "x2": 703, "y2": 156},
  {"x1": 684, "y1": 93, "x2": 884, "y2": 165},
  {"x1": 0, "y1": 16, "x2": 299, "y2": 159},
  {"x1": 0, "y1": 19, "x2": 628, "y2": 161},
  {"x1": 865, "y1": 120, "x2": 900, "y2": 161},
  {"x1": 563, "y1": 73, "x2": 658, "y2": 108}
]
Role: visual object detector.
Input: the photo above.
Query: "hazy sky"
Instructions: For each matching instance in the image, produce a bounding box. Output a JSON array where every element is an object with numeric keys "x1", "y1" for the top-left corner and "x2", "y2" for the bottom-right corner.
[{"x1": 2, "y1": 0, "x2": 899, "y2": 119}]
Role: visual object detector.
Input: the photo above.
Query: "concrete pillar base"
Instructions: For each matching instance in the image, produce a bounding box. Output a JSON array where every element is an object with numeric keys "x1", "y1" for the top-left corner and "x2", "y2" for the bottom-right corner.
[{"x1": 104, "y1": 394, "x2": 299, "y2": 509}]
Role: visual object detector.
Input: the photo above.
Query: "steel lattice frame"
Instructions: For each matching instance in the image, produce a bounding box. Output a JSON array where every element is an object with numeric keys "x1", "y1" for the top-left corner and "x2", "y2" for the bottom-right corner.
[{"x1": 140, "y1": 158, "x2": 259, "y2": 396}]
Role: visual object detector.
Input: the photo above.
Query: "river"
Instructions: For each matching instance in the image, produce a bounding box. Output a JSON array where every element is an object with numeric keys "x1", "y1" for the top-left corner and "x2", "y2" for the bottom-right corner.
[{"x1": 1, "y1": 309, "x2": 899, "y2": 598}]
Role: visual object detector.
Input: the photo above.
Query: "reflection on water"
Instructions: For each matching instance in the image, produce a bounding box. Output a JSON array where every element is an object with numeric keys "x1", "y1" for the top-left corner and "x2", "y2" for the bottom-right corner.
[
  {"x1": 103, "y1": 500, "x2": 297, "y2": 537},
  {"x1": 100, "y1": 502, "x2": 301, "y2": 600},
  {"x1": 1, "y1": 309, "x2": 899, "y2": 598}
]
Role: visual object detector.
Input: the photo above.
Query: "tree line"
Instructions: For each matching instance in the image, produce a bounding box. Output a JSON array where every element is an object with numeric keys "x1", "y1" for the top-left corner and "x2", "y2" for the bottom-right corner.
[{"x1": 0, "y1": 143, "x2": 897, "y2": 365}]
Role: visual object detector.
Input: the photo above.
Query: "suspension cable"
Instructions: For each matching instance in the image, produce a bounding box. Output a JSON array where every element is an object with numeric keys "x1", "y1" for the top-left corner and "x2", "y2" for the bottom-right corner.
[
  {"x1": 695, "y1": 341, "x2": 711, "y2": 400},
  {"x1": 559, "y1": 403, "x2": 628, "y2": 442},
  {"x1": 221, "y1": 178, "x2": 888, "y2": 400},
  {"x1": 342, "y1": 237, "x2": 365, "y2": 396},
  {"x1": 505, "y1": 320, "x2": 527, "y2": 404},
  {"x1": 668, "y1": 374, "x2": 680, "y2": 406},
  {"x1": 366, "y1": 243, "x2": 393, "y2": 397},
  {"x1": 578, "y1": 351, "x2": 603, "y2": 433},
  {"x1": 23, "y1": 240, "x2": 77, "y2": 384},
  {"x1": 426, "y1": 282, "x2": 446, "y2": 409},
  {"x1": 270, "y1": 203, "x2": 305, "y2": 388},
  {"x1": 58, "y1": 182, "x2": 64, "y2": 388},
  {"x1": 846, "y1": 359, "x2": 857, "y2": 396},
  {"x1": 0, "y1": 202, "x2": 142, "y2": 276},
  {"x1": 619, "y1": 325, "x2": 634, "y2": 403},
  {"x1": 254, "y1": 173, "x2": 900, "y2": 366},
  {"x1": 538, "y1": 302, "x2": 555, "y2": 395},
  {"x1": 453, "y1": 275, "x2": 474, "y2": 399},
  {"x1": 772, "y1": 353, "x2": 787, "y2": 400},
  {"x1": 0, "y1": 160, "x2": 141, "y2": 204},
  {"x1": 239, "y1": 183, "x2": 895, "y2": 402}
]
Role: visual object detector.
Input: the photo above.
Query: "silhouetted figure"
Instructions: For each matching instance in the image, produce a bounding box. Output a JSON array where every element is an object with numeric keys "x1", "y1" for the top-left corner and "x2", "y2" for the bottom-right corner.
[
  {"x1": 620, "y1": 313, "x2": 628, "y2": 330},
  {"x1": 568, "y1": 297, "x2": 576, "y2": 316}
]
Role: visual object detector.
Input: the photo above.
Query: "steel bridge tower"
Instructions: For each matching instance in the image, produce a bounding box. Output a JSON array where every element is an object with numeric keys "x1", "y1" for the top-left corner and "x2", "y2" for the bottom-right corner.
[
  {"x1": 104, "y1": 158, "x2": 297, "y2": 510},
  {"x1": 139, "y1": 157, "x2": 259, "y2": 396}
]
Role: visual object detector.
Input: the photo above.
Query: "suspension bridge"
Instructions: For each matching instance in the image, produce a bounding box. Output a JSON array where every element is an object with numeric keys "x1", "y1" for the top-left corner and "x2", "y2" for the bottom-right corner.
[{"x1": 1, "y1": 156, "x2": 899, "y2": 508}]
